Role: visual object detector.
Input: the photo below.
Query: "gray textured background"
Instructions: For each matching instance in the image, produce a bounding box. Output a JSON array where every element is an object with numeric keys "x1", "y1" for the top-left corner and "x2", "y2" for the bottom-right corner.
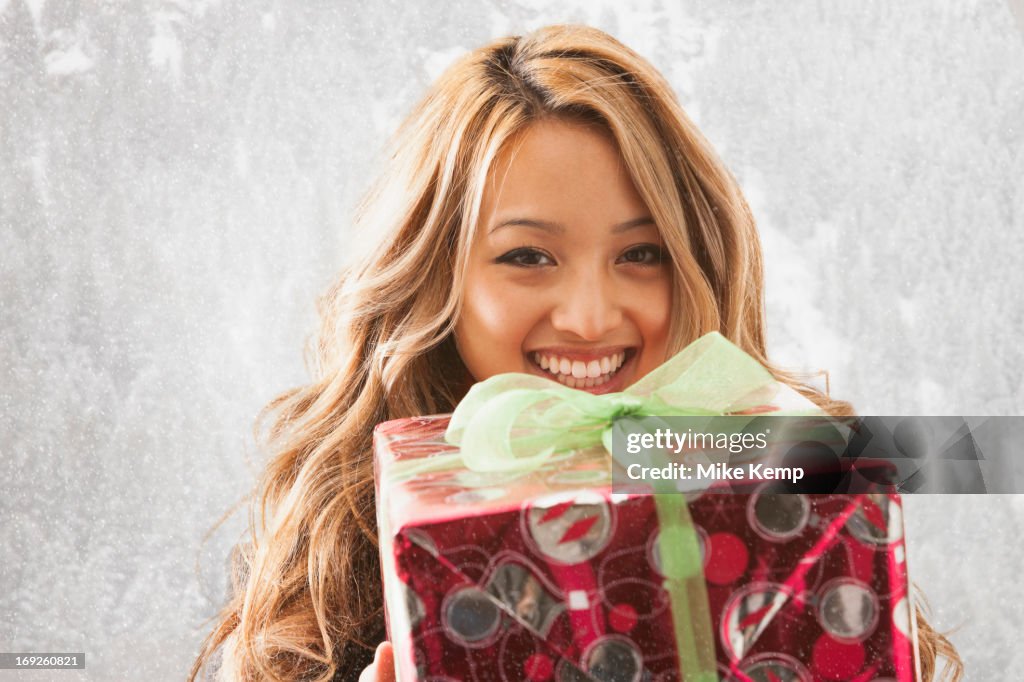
[{"x1": 1, "y1": 0, "x2": 1022, "y2": 679}]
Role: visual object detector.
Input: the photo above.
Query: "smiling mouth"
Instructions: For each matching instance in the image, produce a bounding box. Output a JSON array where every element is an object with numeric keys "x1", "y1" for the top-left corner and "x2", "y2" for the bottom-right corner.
[{"x1": 529, "y1": 349, "x2": 636, "y2": 389}]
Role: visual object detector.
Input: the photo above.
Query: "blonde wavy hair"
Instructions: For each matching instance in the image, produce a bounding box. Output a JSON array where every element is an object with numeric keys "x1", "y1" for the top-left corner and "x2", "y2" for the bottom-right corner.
[{"x1": 191, "y1": 24, "x2": 962, "y2": 682}]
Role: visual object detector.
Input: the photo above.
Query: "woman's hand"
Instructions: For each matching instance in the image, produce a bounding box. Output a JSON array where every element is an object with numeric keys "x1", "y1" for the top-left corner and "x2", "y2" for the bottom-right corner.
[{"x1": 358, "y1": 642, "x2": 395, "y2": 682}]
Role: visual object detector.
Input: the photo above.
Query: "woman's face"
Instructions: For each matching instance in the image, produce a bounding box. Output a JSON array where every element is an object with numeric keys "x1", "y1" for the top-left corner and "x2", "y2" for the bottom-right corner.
[{"x1": 454, "y1": 118, "x2": 673, "y2": 395}]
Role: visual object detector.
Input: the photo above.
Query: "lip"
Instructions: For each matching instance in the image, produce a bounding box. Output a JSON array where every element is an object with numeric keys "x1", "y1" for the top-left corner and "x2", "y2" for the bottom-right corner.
[{"x1": 524, "y1": 347, "x2": 638, "y2": 395}]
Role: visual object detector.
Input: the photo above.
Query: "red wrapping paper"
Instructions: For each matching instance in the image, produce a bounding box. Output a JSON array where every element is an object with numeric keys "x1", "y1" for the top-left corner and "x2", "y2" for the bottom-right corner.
[{"x1": 374, "y1": 414, "x2": 919, "y2": 682}]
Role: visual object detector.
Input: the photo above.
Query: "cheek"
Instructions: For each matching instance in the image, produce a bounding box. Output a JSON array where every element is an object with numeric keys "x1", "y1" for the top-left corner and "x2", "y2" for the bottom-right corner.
[
  {"x1": 457, "y1": 275, "x2": 539, "y2": 375},
  {"x1": 463, "y1": 282, "x2": 532, "y2": 339},
  {"x1": 634, "y1": 280, "x2": 673, "y2": 364}
]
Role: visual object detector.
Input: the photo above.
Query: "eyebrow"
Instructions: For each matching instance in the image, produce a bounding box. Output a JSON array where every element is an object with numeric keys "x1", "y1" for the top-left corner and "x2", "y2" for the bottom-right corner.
[{"x1": 488, "y1": 216, "x2": 656, "y2": 235}]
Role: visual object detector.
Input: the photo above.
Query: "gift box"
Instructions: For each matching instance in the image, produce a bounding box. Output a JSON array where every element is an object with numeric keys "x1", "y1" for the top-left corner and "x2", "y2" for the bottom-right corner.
[
  {"x1": 374, "y1": 334, "x2": 920, "y2": 681},
  {"x1": 375, "y1": 414, "x2": 918, "y2": 682}
]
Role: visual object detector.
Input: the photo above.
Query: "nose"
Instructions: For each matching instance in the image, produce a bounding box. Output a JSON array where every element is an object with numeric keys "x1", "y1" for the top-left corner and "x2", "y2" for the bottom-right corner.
[{"x1": 549, "y1": 266, "x2": 624, "y2": 341}]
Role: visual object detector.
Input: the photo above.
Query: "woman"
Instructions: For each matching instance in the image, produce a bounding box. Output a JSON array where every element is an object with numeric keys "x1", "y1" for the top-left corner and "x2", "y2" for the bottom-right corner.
[{"x1": 191, "y1": 25, "x2": 962, "y2": 681}]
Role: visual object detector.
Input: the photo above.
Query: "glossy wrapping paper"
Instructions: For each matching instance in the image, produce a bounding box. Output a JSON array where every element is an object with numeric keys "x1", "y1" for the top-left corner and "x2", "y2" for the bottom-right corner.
[{"x1": 374, "y1": 415, "x2": 919, "y2": 682}]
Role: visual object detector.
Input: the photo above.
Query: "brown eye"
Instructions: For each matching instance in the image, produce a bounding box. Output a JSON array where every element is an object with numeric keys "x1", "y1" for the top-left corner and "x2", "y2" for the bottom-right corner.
[
  {"x1": 496, "y1": 247, "x2": 555, "y2": 267},
  {"x1": 618, "y1": 244, "x2": 665, "y2": 266}
]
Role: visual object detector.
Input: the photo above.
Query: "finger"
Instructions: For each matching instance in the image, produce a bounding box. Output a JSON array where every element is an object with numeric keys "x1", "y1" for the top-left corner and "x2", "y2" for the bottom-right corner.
[{"x1": 376, "y1": 642, "x2": 395, "y2": 682}]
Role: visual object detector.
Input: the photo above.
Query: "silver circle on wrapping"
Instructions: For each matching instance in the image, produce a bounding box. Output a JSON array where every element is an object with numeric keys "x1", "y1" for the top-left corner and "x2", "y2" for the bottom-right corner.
[
  {"x1": 581, "y1": 635, "x2": 644, "y2": 682},
  {"x1": 747, "y1": 489, "x2": 809, "y2": 542},
  {"x1": 441, "y1": 585, "x2": 502, "y2": 648},
  {"x1": 816, "y1": 578, "x2": 880, "y2": 642},
  {"x1": 525, "y1": 491, "x2": 613, "y2": 565},
  {"x1": 720, "y1": 582, "x2": 792, "y2": 662}
]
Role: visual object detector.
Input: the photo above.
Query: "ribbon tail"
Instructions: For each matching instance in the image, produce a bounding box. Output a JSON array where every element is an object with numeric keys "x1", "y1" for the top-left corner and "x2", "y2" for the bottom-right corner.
[{"x1": 654, "y1": 494, "x2": 718, "y2": 682}]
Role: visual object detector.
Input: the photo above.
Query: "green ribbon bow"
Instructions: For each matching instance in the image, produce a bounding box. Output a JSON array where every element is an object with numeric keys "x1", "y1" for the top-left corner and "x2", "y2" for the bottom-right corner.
[{"x1": 442, "y1": 331, "x2": 823, "y2": 681}]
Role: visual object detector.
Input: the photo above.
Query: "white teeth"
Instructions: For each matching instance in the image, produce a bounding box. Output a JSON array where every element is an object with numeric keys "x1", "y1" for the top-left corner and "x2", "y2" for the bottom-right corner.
[{"x1": 532, "y1": 350, "x2": 631, "y2": 388}]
